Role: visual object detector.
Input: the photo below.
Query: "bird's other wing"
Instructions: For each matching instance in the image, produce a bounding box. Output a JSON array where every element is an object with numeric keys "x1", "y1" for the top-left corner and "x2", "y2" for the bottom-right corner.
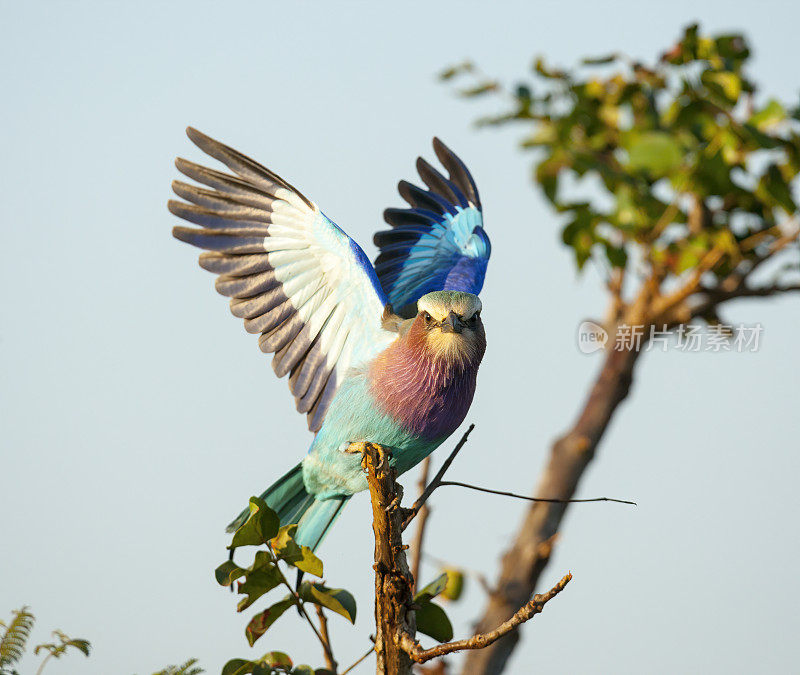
[
  {"x1": 170, "y1": 128, "x2": 396, "y2": 432},
  {"x1": 373, "y1": 138, "x2": 491, "y2": 316}
]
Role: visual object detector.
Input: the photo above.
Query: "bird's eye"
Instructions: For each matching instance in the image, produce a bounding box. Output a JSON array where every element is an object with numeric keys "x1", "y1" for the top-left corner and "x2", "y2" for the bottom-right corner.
[
  {"x1": 468, "y1": 311, "x2": 480, "y2": 325},
  {"x1": 423, "y1": 311, "x2": 433, "y2": 324}
]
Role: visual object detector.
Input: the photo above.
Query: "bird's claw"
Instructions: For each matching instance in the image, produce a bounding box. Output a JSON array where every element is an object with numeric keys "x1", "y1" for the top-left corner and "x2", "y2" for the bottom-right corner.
[{"x1": 347, "y1": 441, "x2": 390, "y2": 472}]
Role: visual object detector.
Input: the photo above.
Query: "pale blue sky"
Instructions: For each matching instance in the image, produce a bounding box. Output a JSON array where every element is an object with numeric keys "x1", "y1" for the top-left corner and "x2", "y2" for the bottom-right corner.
[{"x1": 2, "y1": 2, "x2": 798, "y2": 674}]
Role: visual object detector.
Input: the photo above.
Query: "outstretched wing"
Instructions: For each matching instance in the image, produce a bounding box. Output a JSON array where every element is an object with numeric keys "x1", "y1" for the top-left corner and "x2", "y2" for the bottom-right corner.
[
  {"x1": 169, "y1": 128, "x2": 396, "y2": 432},
  {"x1": 373, "y1": 138, "x2": 490, "y2": 315}
]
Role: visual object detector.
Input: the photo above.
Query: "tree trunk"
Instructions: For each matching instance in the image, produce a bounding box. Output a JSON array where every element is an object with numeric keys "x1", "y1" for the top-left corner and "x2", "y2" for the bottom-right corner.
[
  {"x1": 462, "y1": 345, "x2": 640, "y2": 674},
  {"x1": 364, "y1": 444, "x2": 416, "y2": 675}
]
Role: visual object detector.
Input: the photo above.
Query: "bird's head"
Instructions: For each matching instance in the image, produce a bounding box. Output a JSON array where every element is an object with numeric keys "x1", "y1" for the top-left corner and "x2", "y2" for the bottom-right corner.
[{"x1": 412, "y1": 291, "x2": 486, "y2": 366}]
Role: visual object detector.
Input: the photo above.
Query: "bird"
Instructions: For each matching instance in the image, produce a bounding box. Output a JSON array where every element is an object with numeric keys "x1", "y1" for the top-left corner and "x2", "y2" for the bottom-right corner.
[{"x1": 169, "y1": 127, "x2": 491, "y2": 551}]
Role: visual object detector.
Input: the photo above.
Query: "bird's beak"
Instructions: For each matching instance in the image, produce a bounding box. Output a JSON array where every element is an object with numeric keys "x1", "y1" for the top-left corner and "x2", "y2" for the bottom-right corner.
[{"x1": 440, "y1": 310, "x2": 463, "y2": 334}]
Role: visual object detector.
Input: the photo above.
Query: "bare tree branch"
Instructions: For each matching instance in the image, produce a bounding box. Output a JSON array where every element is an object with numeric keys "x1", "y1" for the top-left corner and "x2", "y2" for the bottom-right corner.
[
  {"x1": 410, "y1": 456, "x2": 432, "y2": 594},
  {"x1": 401, "y1": 424, "x2": 475, "y2": 531},
  {"x1": 362, "y1": 443, "x2": 416, "y2": 675},
  {"x1": 436, "y1": 480, "x2": 637, "y2": 505},
  {"x1": 340, "y1": 641, "x2": 376, "y2": 675},
  {"x1": 315, "y1": 605, "x2": 337, "y2": 674},
  {"x1": 360, "y1": 438, "x2": 574, "y2": 674},
  {"x1": 698, "y1": 282, "x2": 800, "y2": 302},
  {"x1": 651, "y1": 245, "x2": 725, "y2": 319},
  {"x1": 462, "y1": 343, "x2": 640, "y2": 674},
  {"x1": 400, "y1": 573, "x2": 572, "y2": 664},
  {"x1": 270, "y1": 548, "x2": 338, "y2": 670}
]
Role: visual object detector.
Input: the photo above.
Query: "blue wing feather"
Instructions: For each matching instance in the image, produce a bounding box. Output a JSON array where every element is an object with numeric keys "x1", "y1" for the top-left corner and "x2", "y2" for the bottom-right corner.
[{"x1": 373, "y1": 138, "x2": 490, "y2": 313}]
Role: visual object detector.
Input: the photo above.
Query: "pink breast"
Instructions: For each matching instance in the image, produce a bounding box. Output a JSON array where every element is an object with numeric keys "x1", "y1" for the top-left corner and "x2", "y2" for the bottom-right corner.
[{"x1": 370, "y1": 344, "x2": 479, "y2": 441}]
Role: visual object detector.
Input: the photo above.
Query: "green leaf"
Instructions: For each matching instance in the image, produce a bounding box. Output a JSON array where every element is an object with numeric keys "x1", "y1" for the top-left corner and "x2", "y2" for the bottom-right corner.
[
  {"x1": 750, "y1": 99, "x2": 786, "y2": 131},
  {"x1": 415, "y1": 601, "x2": 453, "y2": 643},
  {"x1": 624, "y1": 131, "x2": 683, "y2": 176},
  {"x1": 515, "y1": 84, "x2": 532, "y2": 102},
  {"x1": 603, "y1": 242, "x2": 628, "y2": 269},
  {"x1": 215, "y1": 560, "x2": 247, "y2": 587},
  {"x1": 414, "y1": 573, "x2": 449, "y2": 604},
  {"x1": 222, "y1": 659, "x2": 254, "y2": 675},
  {"x1": 441, "y1": 569, "x2": 465, "y2": 601},
  {"x1": 262, "y1": 652, "x2": 293, "y2": 669},
  {"x1": 299, "y1": 583, "x2": 357, "y2": 624},
  {"x1": 675, "y1": 236, "x2": 708, "y2": 274},
  {"x1": 0, "y1": 606, "x2": 35, "y2": 667},
  {"x1": 290, "y1": 667, "x2": 315, "y2": 675},
  {"x1": 702, "y1": 71, "x2": 741, "y2": 103},
  {"x1": 535, "y1": 154, "x2": 567, "y2": 204},
  {"x1": 64, "y1": 638, "x2": 91, "y2": 657},
  {"x1": 222, "y1": 654, "x2": 294, "y2": 675},
  {"x1": 438, "y1": 61, "x2": 473, "y2": 81},
  {"x1": 237, "y1": 563, "x2": 283, "y2": 612},
  {"x1": 270, "y1": 525, "x2": 323, "y2": 577},
  {"x1": 561, "y1": 207, "x2": 597, "y2": 271},
  {"x1": 458, "y1": 82, "x2": 499, "y2": 97},
  {"x1": 534, "y1": 57, "x2": 566, "y2": 80},
  {"x1": 152, "y1": 658, "x2": 203, "y2": 675},
  {"x1": 757, "y1": 164, "x2": 796, "y2": 212},
  {"x1": 245, "y1": 598, "x2": 294, "y2": 646},
  {"x1": 229, "y1": 497, "x2": 280, "y2": 549},
  {"x1": 581, "y1": 53, "x2": 617, "y2": 66}
]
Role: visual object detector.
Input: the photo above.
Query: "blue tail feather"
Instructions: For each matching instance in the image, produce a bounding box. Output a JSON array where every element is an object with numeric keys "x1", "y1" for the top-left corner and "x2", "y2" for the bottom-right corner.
[
  {"x1": 226, "y1": 462, "x2": 349, "y2": 552},
  {"x1": 295, "y1": 496, "x2": 348, "y2": 552}
]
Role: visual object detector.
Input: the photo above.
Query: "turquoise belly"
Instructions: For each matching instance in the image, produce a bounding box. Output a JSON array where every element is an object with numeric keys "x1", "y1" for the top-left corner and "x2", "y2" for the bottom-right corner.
[{"x1": 301, "y1": 372, "x2": 443, "y2": 499}]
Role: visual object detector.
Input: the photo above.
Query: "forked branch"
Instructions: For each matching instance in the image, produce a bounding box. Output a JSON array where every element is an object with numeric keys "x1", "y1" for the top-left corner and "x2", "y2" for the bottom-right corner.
[
  {"x1": 399, "y1": 573, "x2": 572, "y2": 664},
  {"x1": 401, "y1": 424, "x2": 475, "y2": 530},
  {"x1": 361, "y1": 439, "x2": 573, "y2": 674}
]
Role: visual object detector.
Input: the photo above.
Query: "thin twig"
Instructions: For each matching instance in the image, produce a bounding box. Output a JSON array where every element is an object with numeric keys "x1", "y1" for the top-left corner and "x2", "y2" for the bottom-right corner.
[
  {"x1": 35, "y1": 653, "x2": 55, "y2": 675},
  {"x1": 738, "y1": 224, "x2": 783, "y2": 252},
  {"x1": 651, "y1": 244, "x2": 726, "y2": 320},
  {"x1": 399, "y1": 573, "x2": 573, "y2": 663},
  {"x1": 713, "y1": 220, "x2": 800, "y2": 297},
  {"x1": 648, "y1": 200, "x2": 681, "y2": 242},
  {"x1": 315, "y1": 605, "x2": 338, "y2": 673},
  {"x1": 340, "y1": 643, "x2": 375, "y2": 675},
  {"x1": 410, "y1": 456, "x2": 432, "y2": 592},
  {"x1": 272, "y1": 560, "x2": 337, "y2": 671},
  {"x1": 401, "y1": 424, "x2": 475, "y2": 531},
  {"x1": 741, "y1": 222, "x2": 800, "y2": 281},
  {"x1": 437, "y1": 480, "x2": 637, "y2": 506},
  {"x1": 698, "y1": 282, "x2": 800, "y2": 302}
]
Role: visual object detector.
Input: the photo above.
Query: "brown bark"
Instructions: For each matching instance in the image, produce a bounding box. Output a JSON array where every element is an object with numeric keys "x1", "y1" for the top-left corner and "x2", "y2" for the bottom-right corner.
[
  {"x1": 461, "y1": 344, "x2": 640, "y2": 674},
  {"x1": 363, "y1": 443, "x2": 416, "y2": 675}
]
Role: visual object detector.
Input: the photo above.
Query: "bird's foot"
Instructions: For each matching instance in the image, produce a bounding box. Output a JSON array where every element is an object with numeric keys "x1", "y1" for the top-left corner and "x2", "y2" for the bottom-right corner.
[
  {"x1": 346, "y1": 441, "x2": 390, "y2": 472},
  {"x1": 344, "y1": 441, "x2": 369, "y2": 455}
]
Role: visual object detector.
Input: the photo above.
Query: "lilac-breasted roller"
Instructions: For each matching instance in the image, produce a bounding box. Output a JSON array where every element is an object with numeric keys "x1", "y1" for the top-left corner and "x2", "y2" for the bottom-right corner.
[{"x1": 169, "y1": 128, "x2": 491, "y2": 550}]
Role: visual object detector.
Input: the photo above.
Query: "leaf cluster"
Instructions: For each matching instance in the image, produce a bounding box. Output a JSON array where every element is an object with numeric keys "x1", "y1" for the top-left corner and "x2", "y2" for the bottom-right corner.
[
  {"x1": 0, "y1": 607, "x2": 34, "y2": 674},
  {"x1": 33, "y1": 630, "x2": 90, "y2": 659},
  {"x1": 217, "y1": 497, "x2": 356, "y2": 674},
  {"x1": 152, "y1": 658, "x2": 204, "y2": 675},
  {"x1": 443, "y1": 23, "x2": 800, "y2": 284}
]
